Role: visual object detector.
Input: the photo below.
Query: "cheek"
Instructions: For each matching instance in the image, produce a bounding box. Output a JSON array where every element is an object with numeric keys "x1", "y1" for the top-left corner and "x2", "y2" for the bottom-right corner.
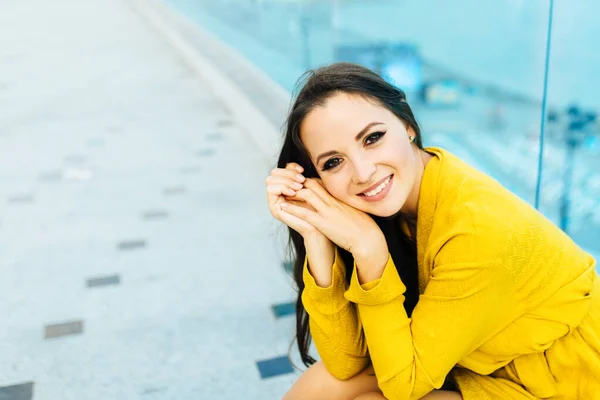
[
  {"x1": 382, "y1": 143, "x2": 415, "y2": 189},
  {"x1": 323, "y1": 173, "x2": 353, "y2": 201},
  {"x1": 382, "y1": 140, "x2": 412, "y2": 169}
]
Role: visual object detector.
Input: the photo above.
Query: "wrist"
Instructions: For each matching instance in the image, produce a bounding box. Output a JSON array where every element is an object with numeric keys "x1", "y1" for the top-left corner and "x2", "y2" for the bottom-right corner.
[
  {"x1": 304, "y1": 233, "x2": 335, "y2": 288},
  {"x1": 352, "y1": 234, "x2": 388, "y2": 276},
  {"x1": 351, "y1": 230, "x2": 387, "y2": 263},
  {"x1": 304, "y1": 232, "x2": 332, "y2": 251}
]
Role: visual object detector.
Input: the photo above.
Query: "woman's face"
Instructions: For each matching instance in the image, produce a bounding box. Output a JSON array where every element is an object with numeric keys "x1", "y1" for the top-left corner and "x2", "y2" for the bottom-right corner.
[{"x1": 300, "y1": 92, "x2": 420, "y2": 217}]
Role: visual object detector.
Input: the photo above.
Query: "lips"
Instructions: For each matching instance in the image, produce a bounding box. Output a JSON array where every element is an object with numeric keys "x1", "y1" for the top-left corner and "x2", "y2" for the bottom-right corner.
[{"x1": 359, "y1": 174, "x2": 393, "y2": 195}]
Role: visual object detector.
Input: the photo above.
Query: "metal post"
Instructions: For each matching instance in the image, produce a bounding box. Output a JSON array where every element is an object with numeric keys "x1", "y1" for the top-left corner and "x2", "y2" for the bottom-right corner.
[{"x1": 534, "y1": 0, "x2": 555, "y2": 210}]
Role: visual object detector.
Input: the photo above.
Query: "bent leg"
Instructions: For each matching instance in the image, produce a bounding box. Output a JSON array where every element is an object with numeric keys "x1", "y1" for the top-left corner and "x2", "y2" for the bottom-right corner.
[
  {"x1": 354, "y1": 390, "x2": 462, "y2": 400},
  {"x1": 421, "y1": 391, "x2": 463, "y2": 400},
  {"x1": 282, "y1": 361, "x2": 462, "y2": 400},
  {"x1": 282, "y1": 361, "x2": 379, "y2": 400}
]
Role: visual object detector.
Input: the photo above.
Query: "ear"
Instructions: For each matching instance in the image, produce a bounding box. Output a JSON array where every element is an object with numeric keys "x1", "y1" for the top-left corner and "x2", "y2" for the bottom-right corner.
[{"x1": 406, "y1": 125, "x2": 417, "y2": 141}]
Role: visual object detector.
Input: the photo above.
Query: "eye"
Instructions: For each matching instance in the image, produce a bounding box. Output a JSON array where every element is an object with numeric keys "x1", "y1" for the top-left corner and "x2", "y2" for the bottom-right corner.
[
  {"x1": 365, "y1": 131, "x2": 385, "y2": 145},
  {"x1": 322, "y1": 157, "x2": 341, "y2": 171}
]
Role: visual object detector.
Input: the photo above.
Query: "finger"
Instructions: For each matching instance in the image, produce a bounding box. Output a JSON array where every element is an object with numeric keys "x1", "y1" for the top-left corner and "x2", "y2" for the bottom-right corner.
[
  {"x1": 292, "y1": 188, "x2": 326, "y2": 211},
  {"x1": 302, "y1": 178, "x2": 333, "y2": 204},
  {"x1": 267, "y1": 184, "x2": 297, "y2": 197},
  {"x1": 270, "y1": 168, "x2": 305, "y2": 185},
  {"x1": 280, "y1": 201, "x2": 321, "y2": 229},
  {"x1": 285, "y1": 163, "x2": 304, "y2": 173},
  {"x1": 266, "y1": 175, "x2": 304, "y2": 190},
  {"x1": 278, "y1": 208, "x2": 318, "y2": 236},
  {"x1": 283, "y1": 197, "x2": 317, "y2": 212}
]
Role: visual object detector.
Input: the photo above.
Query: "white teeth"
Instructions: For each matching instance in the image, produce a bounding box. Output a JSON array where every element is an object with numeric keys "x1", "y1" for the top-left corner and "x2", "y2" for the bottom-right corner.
[{"x1": 363, "y1": 176, "x2": 391, "y2": 197}]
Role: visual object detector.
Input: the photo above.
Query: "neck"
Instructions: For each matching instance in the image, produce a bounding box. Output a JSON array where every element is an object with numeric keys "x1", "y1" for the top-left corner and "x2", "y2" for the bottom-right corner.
[{"x1": 399, "y1": 148, "x2": 432, "y2": 222}]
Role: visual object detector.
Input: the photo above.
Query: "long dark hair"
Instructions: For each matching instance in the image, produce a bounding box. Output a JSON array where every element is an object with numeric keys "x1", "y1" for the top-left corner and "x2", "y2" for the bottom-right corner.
[{"x1": 278, "y1": 62, "x2": 423, "y2": 368}]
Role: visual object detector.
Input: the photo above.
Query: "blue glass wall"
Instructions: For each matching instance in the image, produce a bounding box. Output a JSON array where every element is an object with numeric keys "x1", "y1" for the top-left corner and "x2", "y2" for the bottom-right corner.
[{"x1": 165, "y1": 0, "x2": 599, "y2": 258}]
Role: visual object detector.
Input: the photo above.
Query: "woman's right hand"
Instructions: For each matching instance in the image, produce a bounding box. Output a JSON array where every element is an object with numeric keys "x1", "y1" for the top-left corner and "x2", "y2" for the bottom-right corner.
[
  {"x1": 266, "y1": 162, "x2": 335, "y2": 285},
  {"x1": 266, "y1": 162, "x2": 319, "y2": 237}
]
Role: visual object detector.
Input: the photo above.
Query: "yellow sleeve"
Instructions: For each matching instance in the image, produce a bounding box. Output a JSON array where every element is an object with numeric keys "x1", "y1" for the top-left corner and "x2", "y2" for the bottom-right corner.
[
  {"x1": 302, "y1": 247, "x2": 370, "y2": 380},
  {"x1": 344, "y1": 231, "x2": 524, "y2": 400}
]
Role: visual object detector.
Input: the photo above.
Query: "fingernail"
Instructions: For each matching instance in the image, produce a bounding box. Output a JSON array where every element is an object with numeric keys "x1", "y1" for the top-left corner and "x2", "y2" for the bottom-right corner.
[
  {"x1": 281, "y1": 203, "x2": 288, "y2": 208},
  {"x1": 296, "y1": 165, "x2": 304, "y2": 173},
  {"x1": 296, "y1": 174, "x2": 305, "y2": 182},
  {"x1": 292, "y1": 182, "x2": 302, "y2": 190}
]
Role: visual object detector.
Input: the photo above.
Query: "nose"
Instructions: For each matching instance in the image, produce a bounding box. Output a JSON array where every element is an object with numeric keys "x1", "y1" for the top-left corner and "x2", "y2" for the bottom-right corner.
[{"x1": 351, "y1": 158, "x2": 377, "y2": 186}]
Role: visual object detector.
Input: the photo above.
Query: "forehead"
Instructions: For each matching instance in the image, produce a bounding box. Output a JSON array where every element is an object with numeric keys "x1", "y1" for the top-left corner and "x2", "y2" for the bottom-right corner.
[{"x1": 300, "y1": 93, "x2": 389, "y2": 150}]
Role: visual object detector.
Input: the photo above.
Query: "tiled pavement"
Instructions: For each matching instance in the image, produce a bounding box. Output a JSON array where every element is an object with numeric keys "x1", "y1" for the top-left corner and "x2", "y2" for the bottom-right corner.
[{"x1": 0, "y1": 0, "x2": 305, "y2": 398}]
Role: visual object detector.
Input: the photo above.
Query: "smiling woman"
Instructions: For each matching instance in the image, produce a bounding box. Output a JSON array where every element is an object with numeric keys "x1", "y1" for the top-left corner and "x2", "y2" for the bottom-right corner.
[
  {"x1": 299, "y1": 93, "x2": 428, "y2": 218},
  {"x1": 265, "y1": 63, "x2": 600, "y2": 400}
]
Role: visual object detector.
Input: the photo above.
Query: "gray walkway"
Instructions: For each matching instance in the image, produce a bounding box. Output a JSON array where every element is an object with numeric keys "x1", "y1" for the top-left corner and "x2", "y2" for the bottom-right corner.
[{"x1": 0, "y1": 0, "x2": 300, "y2": 398}]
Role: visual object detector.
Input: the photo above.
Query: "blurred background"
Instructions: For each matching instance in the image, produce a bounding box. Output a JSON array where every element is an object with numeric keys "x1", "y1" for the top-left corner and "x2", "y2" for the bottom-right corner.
[{"x1": 0, "y1": 0, "x2": 598, "y2": 399}]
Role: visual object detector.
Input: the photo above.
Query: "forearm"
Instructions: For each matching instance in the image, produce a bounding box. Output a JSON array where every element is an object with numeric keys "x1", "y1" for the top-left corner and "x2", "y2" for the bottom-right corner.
[
  {"x1": 307, "y1": 301, "x2": 370, "y2": 380},
  {"x1": 302, "y1": 244, "x2": 369, "y2": 380},
  {"x1": 352, "y1": 234, "x2": 389, "y2": 284},
  {"x1": 304, "y1": 233, "x2": 335, "y2": 287}
]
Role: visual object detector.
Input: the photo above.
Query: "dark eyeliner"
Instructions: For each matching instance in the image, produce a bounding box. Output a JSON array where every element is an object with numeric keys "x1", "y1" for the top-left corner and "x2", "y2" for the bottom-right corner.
[
  {"x1": 322, "y1": 157, "x2": 340, "y2": 171},
  {"x1": 365, "y1": 131, "x2": 386, "y2": 145},
  {"x1": 321, "y1": 131, "x2": 386, "y2": 171}
]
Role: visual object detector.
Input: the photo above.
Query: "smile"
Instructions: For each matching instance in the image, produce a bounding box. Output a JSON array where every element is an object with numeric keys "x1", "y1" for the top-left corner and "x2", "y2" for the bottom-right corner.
[{"x1": 358, "y1": 174, "x2": 394, "y2": 202}]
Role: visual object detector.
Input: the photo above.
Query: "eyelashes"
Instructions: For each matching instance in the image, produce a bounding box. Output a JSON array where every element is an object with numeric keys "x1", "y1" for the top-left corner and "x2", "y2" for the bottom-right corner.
[
  {"x1": 321, "y1": 131, "x2": 386, "y2": 171},
  {"x1": 322, "y1": 158, "x2": 341, "y2": 171},
  {"x1": 364, "y1": 131, "x2": 385, "y2": 145}
]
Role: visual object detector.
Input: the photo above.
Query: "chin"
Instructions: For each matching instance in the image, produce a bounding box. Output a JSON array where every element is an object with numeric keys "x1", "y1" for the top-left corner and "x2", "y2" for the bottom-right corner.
[{"x1": 364, "y1": 197, "x2": 405, "y2": 218}]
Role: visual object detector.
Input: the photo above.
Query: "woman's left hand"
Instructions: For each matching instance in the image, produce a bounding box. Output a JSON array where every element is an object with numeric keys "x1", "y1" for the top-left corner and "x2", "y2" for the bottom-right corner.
[{"x1": 280, "y1": 178, "x2": 388, "y2": 263}]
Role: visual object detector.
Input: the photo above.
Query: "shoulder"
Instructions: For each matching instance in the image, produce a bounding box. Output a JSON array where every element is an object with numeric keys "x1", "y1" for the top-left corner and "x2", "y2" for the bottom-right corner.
[
  {"x1": 430, "y1": 147, "x2": 536, "y2": 233},
  {"x1": 426, "y1": 149, "x2": 544, "y2": 261}
]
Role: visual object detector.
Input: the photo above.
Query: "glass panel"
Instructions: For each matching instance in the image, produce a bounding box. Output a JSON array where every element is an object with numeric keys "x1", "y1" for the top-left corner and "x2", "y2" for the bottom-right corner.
[
  {"x1": 166, "y1": 0, "x2": 549, "y2": 197},
  {"x1": 328, "y1": 0, "x2": 550, "y2": 207},
  {"x1": 541, "y1": 0, "x2": 600, "y2": 259},
  {"x1": 166, "y1": 0, "x2": 598, "y2": 259}
]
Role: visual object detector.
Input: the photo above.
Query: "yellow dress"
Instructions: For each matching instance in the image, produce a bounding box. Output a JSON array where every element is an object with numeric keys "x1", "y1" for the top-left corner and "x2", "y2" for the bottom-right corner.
[{"x1": 301, "y1": 147, "x2": 599, "y2": 399}]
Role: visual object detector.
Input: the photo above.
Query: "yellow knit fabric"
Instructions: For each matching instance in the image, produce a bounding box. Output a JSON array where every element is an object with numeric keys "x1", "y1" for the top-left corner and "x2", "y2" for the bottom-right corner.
[{"x1": 301, "y1": 147, "x2": 599, "y2": 400}]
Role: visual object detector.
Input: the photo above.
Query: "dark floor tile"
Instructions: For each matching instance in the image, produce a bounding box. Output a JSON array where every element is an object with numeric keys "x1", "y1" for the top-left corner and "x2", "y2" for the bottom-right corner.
[
  {"x1": 44, "y1": 320, "x2": 83, "y2": 339},
  {"x1": 163, "y1": 186, "x2": 186, "y2": 195},
  {"x1": 8, "y1": 195, "x2": 34, "y2": 204},
  {"x1": 141, "y1": 387, "x2": 166, "y2": 396},
  {"x1": 0, "y1": 381, "x2": 34, "y2": 400},
  {"x1": 64, "y1": 155, "x2": 86, "y2": 163},
  {"x1": 38, "y1": 171, "x2": 62, "y2": 182},
  {"x1": 88, "y1": 138, "x2": 105, "y2": 147},
  {"x1": 87, "y1": 274, "x2": 120, "y2": 288},
  {"x1": 272, "y1": 302, "x2": 296, "y2": 319},
  {"x1": 256, "y1": 356, "x2": 294, "y2": 379},
  {"x1": 196, "y1": 149, "x2": 214, "y2": 157},
  {"x1": 142, "y1": 210, "x2": 169, "y2": 219},
  {"x1": 118, "y1": 239, "x2": 147, "y2": 251},
  {"x1": 217, "y1": 119, "x2": 233, "y2": 127},
  {"x1": 206, "y1": 133, "x2": 224, "y2": 141}
]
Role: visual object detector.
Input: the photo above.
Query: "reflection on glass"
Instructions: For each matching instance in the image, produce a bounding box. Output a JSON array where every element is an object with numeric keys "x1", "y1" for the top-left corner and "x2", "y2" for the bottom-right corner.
[
  {"x1": 541, "y1": 0, "x2": 600, "y2": 258},
  {"x1": 165, "y1": 0, "x2": 599, "y2": 258}
]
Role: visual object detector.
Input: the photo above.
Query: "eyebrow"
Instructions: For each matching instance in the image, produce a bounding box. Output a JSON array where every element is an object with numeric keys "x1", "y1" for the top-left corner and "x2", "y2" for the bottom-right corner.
[{"x1": 315, "y1": 122, "x2": 384, "y2": 165}]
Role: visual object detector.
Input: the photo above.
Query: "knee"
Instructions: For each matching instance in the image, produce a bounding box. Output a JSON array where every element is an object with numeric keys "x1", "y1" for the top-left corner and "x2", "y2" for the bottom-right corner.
[
  {"x1": 282, "y1": 361, "x2": 332, "y2": 400},
  {"x1": 352, "y1": 393, "x2": 386, "y2": 400},
  {"x1": 282, "y1": 361, "x2": 379, "y2": 400}
]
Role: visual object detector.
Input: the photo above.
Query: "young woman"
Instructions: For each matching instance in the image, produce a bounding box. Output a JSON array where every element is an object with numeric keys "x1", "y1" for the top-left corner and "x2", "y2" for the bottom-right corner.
[{"x1": 265, "y1": 63, "x2": 599, "y2": 400}]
